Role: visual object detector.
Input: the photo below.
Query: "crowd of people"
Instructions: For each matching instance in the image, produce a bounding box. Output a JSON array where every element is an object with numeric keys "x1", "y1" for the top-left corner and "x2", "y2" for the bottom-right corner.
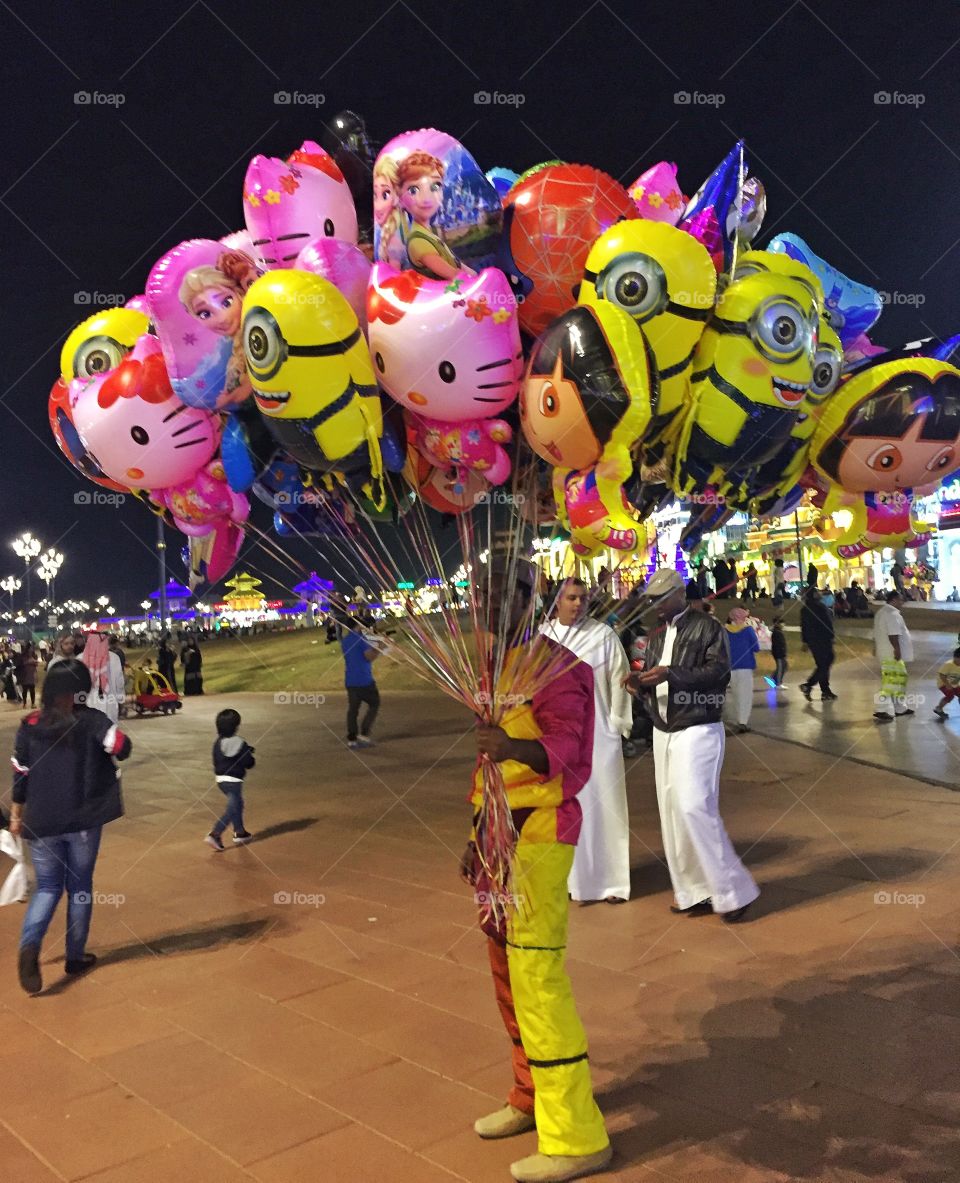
[{"x1": 3, "y1": 561, "x2": 959, "y2": 1183}]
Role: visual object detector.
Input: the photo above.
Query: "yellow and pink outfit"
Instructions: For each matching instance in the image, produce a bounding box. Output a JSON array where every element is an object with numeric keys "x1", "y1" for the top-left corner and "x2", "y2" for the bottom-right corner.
[{"x1": 471, "y1": 640, "x2": 609, "y2": 1158}]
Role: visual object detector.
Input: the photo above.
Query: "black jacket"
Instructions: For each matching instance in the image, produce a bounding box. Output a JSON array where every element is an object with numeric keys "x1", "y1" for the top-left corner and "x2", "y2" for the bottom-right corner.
[
  {"x1": 12, "y1": 707, "x2": 131, "y2": 839},
  {"x1": 800, "y1": 600, "x2": 834, "y2": 653},
  {"x1": 643, "y1": 609, "x2": 730, "y2": 732},
  {"x1": 213, "y1": 736, "x2": 256, "y2": 783},
  {"x1": 771, "y1": 625, "x2": 788, "y2": 660}
]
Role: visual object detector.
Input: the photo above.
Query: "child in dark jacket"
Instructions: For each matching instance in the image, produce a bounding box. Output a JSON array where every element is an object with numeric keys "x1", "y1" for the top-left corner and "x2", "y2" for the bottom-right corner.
[
  {"x1": 205, "y1": 709, "x2": 256, "y2": 851},
  {"x1": 10, "y1": 658, "x2": 132, "y2": 994},
  {"x1": 771, "y1": 617, "x2": 788, "y2": 687}
]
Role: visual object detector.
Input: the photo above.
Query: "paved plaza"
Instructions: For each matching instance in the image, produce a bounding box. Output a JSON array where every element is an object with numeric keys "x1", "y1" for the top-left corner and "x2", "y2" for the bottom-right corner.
[{"x1": 1, "y1": 685, "x2": 960, "y2": 1181}]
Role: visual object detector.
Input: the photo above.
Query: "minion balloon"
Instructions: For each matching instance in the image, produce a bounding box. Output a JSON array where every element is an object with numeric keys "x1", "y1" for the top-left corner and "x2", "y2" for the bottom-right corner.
[
  {"x1": 242, "y1": 271, "x2": 386, "y2": 505},
  {"x1": 725, "y1": 313, "x2": 843, "y2": 510},
  {"x1": 671, "y1": 265, "x2": 821, "y2": 497},
  {"x1": 60, "y1": 307, "x2": 149, "y2": 386},
  {"x1": 578, "y1": 220, "x2": 716, "y2": 457}
]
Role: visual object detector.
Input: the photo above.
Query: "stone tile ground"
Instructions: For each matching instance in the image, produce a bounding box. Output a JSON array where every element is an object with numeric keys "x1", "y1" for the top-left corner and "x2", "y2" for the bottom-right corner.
[{"x1": 1, "y1": 689, "x2": 959, "y2": 1181}]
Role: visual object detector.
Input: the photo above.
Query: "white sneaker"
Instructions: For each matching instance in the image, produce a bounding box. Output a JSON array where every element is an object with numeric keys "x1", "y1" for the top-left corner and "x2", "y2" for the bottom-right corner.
[{"x1": 357, "y1": 736, "x2": 375, "y2": 747}]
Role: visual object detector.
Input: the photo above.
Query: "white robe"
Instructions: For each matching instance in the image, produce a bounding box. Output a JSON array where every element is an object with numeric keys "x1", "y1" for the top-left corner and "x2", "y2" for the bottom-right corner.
[
  {"x1": 85, "y1": 652, "x2": 126, "y2": 723},
  {"x1": 541, "y1": 617, "x2": 633, "y2": 901}
]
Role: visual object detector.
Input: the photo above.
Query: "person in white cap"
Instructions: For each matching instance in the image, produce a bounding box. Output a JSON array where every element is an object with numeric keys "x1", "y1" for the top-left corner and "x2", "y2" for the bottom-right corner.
[
  {"x1": 541, "y1": 577, "x2": 633, "y2": 904},
  {"x1": 625, "y1": 568, "x2": 759, "y2": 923}
]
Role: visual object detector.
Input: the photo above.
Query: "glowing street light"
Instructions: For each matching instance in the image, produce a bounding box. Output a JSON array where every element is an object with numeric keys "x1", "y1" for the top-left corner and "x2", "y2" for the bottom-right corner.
[
  {"x1": 38, "y1": 548, "x2": 64, "y2": 616},
  {"x1": 11, "y1": 533, "x2": 41, "y2": 617}
]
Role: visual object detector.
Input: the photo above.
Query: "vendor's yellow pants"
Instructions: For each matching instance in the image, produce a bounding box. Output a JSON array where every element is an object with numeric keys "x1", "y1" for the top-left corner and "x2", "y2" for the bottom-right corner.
[{"x1": 504, "y1": 842, "x2": 609, "y2": 1157}]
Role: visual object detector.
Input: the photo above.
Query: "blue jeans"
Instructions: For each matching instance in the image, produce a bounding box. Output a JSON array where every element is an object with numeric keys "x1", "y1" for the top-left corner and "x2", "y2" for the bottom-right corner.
[
  {"x1": 21, "y1": 827, "x2": 103, "y2": 961},
  {"x1": 213, "y1": 782, "x2": 245, "y2": 836}
]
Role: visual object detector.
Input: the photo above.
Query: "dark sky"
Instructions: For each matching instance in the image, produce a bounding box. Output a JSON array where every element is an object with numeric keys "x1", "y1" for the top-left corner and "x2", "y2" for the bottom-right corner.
[{"x1": 4, "y1": 0, "x2": 960, "y2": 611}]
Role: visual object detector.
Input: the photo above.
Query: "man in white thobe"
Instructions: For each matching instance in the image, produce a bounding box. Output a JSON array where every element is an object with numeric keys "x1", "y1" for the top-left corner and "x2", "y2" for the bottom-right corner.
[
  {"x1": 541, "y1": 579, "x2": 633, "y2": 903},
  {"x1": 626, "y1": 568, "x2": 759, "y2": 923},
  {"x1": 873, "y1": 590, "x2": 915, "y2": 723}
]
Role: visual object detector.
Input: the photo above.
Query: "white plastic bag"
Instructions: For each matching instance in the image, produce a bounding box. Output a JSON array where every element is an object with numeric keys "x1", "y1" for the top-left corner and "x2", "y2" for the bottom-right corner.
[{"x1": 0, "y1": 830, "x2": 29, "y2": 905}]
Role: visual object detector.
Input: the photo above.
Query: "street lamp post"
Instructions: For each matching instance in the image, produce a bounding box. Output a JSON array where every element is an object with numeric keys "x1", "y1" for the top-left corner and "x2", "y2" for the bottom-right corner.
[
  {"x1": 11, "y1": 533, "x2": 42, "y2": 629},
  {"x1": 38, "y1": 549, "x2": 64, "y2": 623}
]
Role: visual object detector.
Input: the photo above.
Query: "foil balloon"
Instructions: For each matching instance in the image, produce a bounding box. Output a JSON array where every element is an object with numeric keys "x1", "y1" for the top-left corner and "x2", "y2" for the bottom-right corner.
[
  {"x1": 736, "y1": 315, "x2": 844, "y2": 510},
  {"x1": 372, "y1": 128, "x2": 502, "y2": 279},
  {"x1": 824, "y1": 489, "x2": 932, "y2": 559},
  {"x1": 184, "y1": 524, "x2": 244, "y2": 589},
  {"x1": 220, "y1": 228, "x2": 258, "y2": 256},
  {"x1": 123, "y1": 295, "x2": 149, "y2": 315},
  {"x1": 241, "y1": 270, "x2": 386, "y2": 501},
  {"x1": 578, "y1": 220, "x2": 716, "y2": 454},
  {"x1": 627, "y1": 161, "x2": 686, "y2": 224},
  {"x1": 486, "y1": 167, "x2": 519, "y2": 199},
  {"x1": 521, "y1": 303, "x2": 654, "y2": 556},
  {"x1": 321, "y1": 110, "x2": 376, "y2": 243},
  {"x1": 59, "y1": 307, "x2": 149, "y2": 389},
  {"x1": 146, "y1": 239, "x2": 257, "y2": 410},
  {"x1": 809, "y1": 355, "x2": 960, "y2": 494},
  {"x1": 367, "y1": 265, "x2": 521, "y2": 484},
  {"x1": 48, "y1": 378, "x2": 128, "y2": 492},
  {"x1": 671, "y1": 265, "x2": 821, "y2": 496},
  {"x1": 727, "y1": 176, "x2": 766, "y2": 245},
  {"x1": 402, "y1": 444, "x2": 490, "y2": 514},
  {"x1": 244, "y1": 140, "x2": 358, "y2": 267},
  {"x1": 152, "y1": 460, "x2": 250, "y2": 537},
  {"x1": 767, "y1": 232, "x2": 883, "y2": 349},
  {"x1": 502, "y1": 164, "x2": 638, "y2": 339},
  {"x1": 71, "y1": 334, "x2": 220, "y2": 490},
  {"x1": 679, "y1": 141, "x2": 748, "y2": 272},
  {"x1": 294, "y1": 237, "x2": 371, "y2": 330}
]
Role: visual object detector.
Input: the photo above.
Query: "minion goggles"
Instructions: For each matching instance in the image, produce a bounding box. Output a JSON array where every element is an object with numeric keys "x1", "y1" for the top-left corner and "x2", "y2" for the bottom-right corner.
[
  {"x1": 710, "y1": 295, "x2": 818, "y2": 364},
  {"x1": 582, "y1": 252, "x2": 713, "y2": 325},
  {"x1": 243, "y1": 306, "x2": 362, "y2": 382}
]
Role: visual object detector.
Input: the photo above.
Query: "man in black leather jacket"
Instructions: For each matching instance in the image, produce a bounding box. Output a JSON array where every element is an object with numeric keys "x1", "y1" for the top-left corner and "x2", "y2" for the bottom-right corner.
[{"x1": 626, "y1": 568, "x2": 759, "y2": 924}]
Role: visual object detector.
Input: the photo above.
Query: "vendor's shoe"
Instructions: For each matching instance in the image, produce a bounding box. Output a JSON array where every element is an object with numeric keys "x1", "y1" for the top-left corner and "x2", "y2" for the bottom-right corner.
[
  {"x1": 800, "y1": 683, "x2": 812, "y2": 701},
  {"x1": 18, "y1": 944, "x2": 42, "y2": 995},
  {"x1": 510, "y1": 1145, "x2": 613, "y2": 1182},
  {"x1": 821, "y1": 690, "x2": 838, "y2": 701},
  {"x1": 474, "y1": 1104, "x2": 536, "y2": 1139},
  {"x1": 65, "y1": 953, "x2": 97, "y2": 975},
  {"x1": 670, "y1": 898, "x2": 712, "y2": 916},
  {"x1": 204, "y1": 833, "x2": 225, "y2": 851}
]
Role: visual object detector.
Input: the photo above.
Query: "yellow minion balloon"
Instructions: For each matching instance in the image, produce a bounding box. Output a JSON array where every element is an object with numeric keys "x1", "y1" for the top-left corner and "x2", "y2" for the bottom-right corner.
[
  {"x1": 578, "y1": 220, "x2": 716, "y2": 455},
  {"x1": 671, "y1": 264, "x2": 821, "y2": 497},
  {"x1": 732, "y1": 248, "x2": 825, "y2": 309},
  {"x1": 242, "y1": 270, "x2": 384, "y2": 499},
  {"x1": 59, "y1": 307, "x2": 149, "y2": 384},
  {"x1": 723, "y1": 314, "x2": 843, "y2": 510}
]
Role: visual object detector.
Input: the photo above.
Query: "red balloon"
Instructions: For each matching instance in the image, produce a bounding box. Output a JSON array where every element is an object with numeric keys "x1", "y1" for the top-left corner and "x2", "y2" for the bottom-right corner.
[
  {"x1": 48, "y1": 378, "x2": 128, "y2": 492},
  {"x1": 504, "y1": 164, "x2": 637, "y2": 339}
]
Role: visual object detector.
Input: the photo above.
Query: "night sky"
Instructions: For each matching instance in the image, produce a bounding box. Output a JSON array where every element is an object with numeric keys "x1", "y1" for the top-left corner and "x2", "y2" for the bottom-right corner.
[{"x1": 3, "y1": 0, "x2": 960, "y2": 611}]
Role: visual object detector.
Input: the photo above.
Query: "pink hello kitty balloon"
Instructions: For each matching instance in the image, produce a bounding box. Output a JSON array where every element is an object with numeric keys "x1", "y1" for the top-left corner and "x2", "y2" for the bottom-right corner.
[
  {"x1": 627, "y1": 161, "x2": 686, "y2": 225},
  {"x1": 243, "y1": 140, "x2": 358, "y2": 269},
  {"x1": 71, "y1": 334, "x2": 220, "y2": 490},
  {"x1": 146, "y1": 239, "x2": 257, "y2": 411},
  {"x1": 220, "y1": 228, "x2": 257, "y2": 255},
  {"x1": 368, "y1": 264, "x2": 521, "y2": 486},
  {"x1": 295, "y1": 237, "x2": 371, "y2": 330}
]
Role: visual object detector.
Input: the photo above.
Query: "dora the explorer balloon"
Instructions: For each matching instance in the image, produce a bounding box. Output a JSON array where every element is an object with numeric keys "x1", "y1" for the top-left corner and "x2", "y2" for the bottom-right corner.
[
  {"x1": 521, "y1": 304, "x2": 654, "y2": 556},
  {"x1": 810, "y1": 355, "x2": 960, "y2": 497}
]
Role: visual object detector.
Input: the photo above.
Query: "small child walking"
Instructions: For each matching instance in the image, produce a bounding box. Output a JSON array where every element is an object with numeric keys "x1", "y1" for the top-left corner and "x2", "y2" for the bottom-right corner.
[
  {"x1": 205, "y1": 709, "x2": 255, "y2": 851},
  {"x1": 934, "y1": 648, "x2": 960, "y2": 718},
  {"x1": 771, "y1": 616, "x2": 789, "y2": 688}
]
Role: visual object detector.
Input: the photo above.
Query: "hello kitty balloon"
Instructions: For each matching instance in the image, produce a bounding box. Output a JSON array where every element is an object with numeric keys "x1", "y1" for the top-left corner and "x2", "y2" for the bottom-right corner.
[
  {"x1": 71, "y1": 334, "x2": 220, "y2": 491},
  {"x1": 367, "y1": 264, "x2": 522, "y2": 484},
  {"x1": 243, "y1": 140, "x2": 358, "y2": 269}
]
